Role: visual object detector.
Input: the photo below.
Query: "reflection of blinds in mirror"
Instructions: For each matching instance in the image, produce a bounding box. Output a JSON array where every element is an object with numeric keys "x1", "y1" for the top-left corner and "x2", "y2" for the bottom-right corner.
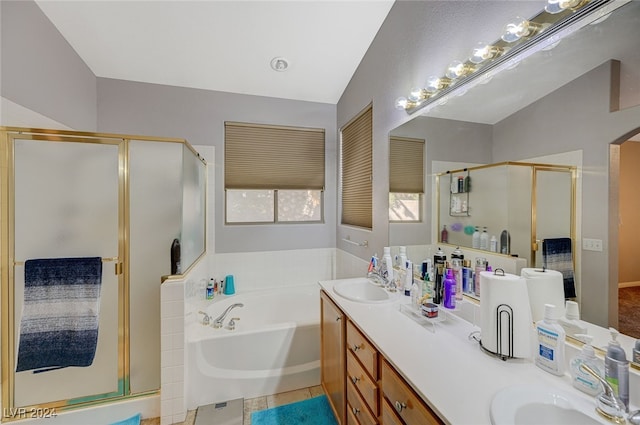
[
  {"x1": 341, "y1": 105, "x2": 372, "y2": 229},
  {"x1": 390, "y1": 136, "x2": 424, "y2": 193}
]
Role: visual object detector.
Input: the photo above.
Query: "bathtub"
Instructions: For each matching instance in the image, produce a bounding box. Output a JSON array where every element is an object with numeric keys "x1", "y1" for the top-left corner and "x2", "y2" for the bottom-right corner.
[{"x1": 185, "y1": 284, "x2": 321, "y2": 409}]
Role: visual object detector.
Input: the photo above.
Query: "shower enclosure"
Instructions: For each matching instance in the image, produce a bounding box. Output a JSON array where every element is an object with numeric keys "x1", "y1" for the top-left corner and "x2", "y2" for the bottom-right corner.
[{"x1": 0, "y1": 127, "x2": 206, "y2": 417}]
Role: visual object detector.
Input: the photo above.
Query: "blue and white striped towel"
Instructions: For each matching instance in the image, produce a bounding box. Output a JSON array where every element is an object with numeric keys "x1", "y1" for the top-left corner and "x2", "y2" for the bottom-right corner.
[{"x1": 16, "y1": 257, "x2": 102, "y2": 373}]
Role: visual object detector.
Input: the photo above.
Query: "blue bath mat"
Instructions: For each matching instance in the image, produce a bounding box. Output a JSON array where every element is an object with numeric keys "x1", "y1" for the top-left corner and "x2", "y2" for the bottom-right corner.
[{"x1": 251, "y1": 395, "x2": 338, "y2": 425}]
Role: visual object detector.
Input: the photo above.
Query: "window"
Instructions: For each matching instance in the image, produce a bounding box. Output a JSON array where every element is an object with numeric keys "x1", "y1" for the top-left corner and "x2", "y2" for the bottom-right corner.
[
  {"x1": 225, "y1": 122, "x2": 325, "y2": 223},
  {"x1": 340, "y1": 105, "x2": 373, "y2": 229},
  {"x1": 389, "y1": 136, "x2": 424, "y2": 222}
]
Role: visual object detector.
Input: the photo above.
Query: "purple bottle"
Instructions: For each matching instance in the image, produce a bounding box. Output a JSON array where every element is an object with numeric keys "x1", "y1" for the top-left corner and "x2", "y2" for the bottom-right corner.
[{"x1": 443, "y1": 268, "x2": 457, "y2": 309}]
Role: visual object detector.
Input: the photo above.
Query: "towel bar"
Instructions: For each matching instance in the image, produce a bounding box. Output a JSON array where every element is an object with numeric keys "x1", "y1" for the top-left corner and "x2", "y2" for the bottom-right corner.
[{"x1": 13, "y1": 256, "x2": 118, "y2": 266}]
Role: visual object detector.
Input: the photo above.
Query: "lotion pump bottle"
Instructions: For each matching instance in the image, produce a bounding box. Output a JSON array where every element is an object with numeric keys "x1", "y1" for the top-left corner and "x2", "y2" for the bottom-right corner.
[
  {"x1": 570, "y1": 335, "x2": 604, "y2": 396},
  {"x1": 558, "y1": 300, "x2": 588, "y2": 337},
  {"x1": 534, "y1": 304, "x2": 566, "y2": 376},
  {"x1": 382, "y1": 247, "x2": 394, "y2": 283},
  {"x1": 605, "y1": 328, "x2": 629, "y2": 411},
  {"x1": 480, "y1": 227, "x2": 489, "y2": 250},
  {"x1": 472, "y1": 226, "x2": 480, "y2": 249}
]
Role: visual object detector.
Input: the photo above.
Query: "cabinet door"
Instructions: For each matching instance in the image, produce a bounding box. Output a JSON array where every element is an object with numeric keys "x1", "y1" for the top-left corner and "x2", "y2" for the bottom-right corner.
[{"x1": 321, "y1": 291, "x2": 346, "y2": 424}]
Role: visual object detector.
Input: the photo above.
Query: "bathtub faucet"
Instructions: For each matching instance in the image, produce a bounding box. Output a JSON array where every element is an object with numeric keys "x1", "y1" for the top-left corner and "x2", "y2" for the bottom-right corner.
[{"x1": 213, "y1": 303, "x2": 244, "y2": 328}]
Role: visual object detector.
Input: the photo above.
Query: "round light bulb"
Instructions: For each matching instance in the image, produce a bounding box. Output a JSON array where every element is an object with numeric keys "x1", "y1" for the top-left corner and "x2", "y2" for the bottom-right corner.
[
  {"x1": 425, "y1": 76, "x2": 450, "y2": 93},
  {"x1": 408, "y1": 87, "x2": 427, "y2": 102},
  {"x1": 395, "y1": 97, "x2": 410, "y2": 110},
  {"x1": 445, "y1": 60, "x2": 473, "y2": 80},
  {"x1": 469, "y1": 42, "x2": 502, "y2": 64},
  {"x1": 545, "y1": 0, "x2": 583, "y2": 14}
]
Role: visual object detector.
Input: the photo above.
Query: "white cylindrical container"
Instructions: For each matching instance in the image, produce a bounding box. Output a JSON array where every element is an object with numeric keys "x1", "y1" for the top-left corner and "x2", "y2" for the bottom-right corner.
[{"x1": 521, "y1": 268, "x2": 564, "y2": 322}]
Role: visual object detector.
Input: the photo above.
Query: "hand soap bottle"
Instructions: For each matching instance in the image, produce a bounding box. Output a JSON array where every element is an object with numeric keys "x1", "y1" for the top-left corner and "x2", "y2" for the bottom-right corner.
[
  {"x1": 535, "y1": 304, "x2": 566, "y2": 376},
  {"x1": 570, "y1": 335, "x2": 604, "y2": 396},
  {"x1": 605, "y1": 328, "x2": 629, "y2": 411},
  {"x1": 558, "y1": 300, "x2": 588, "y2": 337}
]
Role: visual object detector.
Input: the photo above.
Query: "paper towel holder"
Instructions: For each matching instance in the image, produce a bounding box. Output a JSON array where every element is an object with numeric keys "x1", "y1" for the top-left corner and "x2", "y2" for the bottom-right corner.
[{"x1": 478, "y1": 268, "x2": 517, "y2": 361}]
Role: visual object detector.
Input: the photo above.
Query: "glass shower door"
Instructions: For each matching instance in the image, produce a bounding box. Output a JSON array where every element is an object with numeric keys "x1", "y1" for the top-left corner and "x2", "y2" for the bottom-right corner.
[{"x1": 11, "y1": 136, "x2": 122, "y2": 407}]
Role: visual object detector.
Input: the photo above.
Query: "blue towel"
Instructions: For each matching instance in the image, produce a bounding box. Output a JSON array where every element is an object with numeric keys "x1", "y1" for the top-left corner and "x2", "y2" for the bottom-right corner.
[
  {"x1": 542, "y1": 238, "x2": 576, "y2": 299},
  {"x1": 16, "y1": 257, "x2": 103, "y2": 373}
]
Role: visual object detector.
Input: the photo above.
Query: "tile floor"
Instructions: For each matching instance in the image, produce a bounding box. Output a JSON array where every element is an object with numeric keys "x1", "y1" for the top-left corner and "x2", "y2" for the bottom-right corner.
[{"x1": 177, "y1": 385, "x2": 325, "y2": 425}]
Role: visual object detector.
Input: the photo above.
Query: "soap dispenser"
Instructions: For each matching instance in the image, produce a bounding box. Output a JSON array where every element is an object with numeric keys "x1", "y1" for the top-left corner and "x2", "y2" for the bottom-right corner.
[
  {"x1": 570, "y1": 335, "x2": 604, "y2": 396},
  {"x1": 605, "y1": 328, "x2": 629, "y2": 411},
  {"x1": 558, "y1": 300, "x2": 588, "y2": 337},
  {"x1": 534, "y1": 304, "x2": 566, "y2": 376}
]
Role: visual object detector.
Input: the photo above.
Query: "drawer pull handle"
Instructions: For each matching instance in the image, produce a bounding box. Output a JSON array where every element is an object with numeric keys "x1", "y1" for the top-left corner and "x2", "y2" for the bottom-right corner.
[
  {"x1": 352, "y1": 407, "x2": 360, "y2": 415},
  {"x1": 336, "y1": 316, "x2": 342, "y2": 322},
  {"x1": 350, "y1": 375, "x2": 360, "y2": 385},
  {"x1": 395, "y1": 401, "x2": 407, "y2": 413},
  {"x1": 352, "y1": 344, "x2": 362, "y2": 352}
]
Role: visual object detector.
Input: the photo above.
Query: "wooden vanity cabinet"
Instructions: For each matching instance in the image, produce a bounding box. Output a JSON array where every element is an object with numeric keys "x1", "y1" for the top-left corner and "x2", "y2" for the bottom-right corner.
[
  {"x1": 346, "y1": 320, "x2": 380, "y2": 424},
  {"x1": 321, "y1": 291, "x2": 346, "y2": 424}
]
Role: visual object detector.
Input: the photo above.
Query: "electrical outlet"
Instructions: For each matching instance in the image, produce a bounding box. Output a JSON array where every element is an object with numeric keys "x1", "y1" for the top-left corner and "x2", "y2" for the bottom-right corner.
[{"x1": 583, "y1": 238, "x2": 603, "y2": 252}]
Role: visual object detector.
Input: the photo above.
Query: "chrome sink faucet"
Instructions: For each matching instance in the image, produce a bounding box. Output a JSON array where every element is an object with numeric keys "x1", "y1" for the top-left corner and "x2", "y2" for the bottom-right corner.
[
  {"x1": 213, "y1": 303, "x2": 244, "y2": 329},
  {"x1": 580, "y1": 364, "x2": 628, "y2": 424}
]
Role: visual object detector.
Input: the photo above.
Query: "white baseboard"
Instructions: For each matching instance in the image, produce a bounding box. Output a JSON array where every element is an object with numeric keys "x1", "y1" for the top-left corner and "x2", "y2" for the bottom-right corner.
[{"x1": 619, "y1": 281, "x2": 640, "y2": 288}]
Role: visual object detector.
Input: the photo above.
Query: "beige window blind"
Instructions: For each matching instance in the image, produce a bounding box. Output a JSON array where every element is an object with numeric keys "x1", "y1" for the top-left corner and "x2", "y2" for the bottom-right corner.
[
  {"x1": 341, "y1": 105, "x2": 373, "y2": 229},
  {"x1": 389, "y1": 136, "x2": 424, "y2": 193},
  {"x1": 225, "y1": 122, "x2": 325, "y2": 190}
]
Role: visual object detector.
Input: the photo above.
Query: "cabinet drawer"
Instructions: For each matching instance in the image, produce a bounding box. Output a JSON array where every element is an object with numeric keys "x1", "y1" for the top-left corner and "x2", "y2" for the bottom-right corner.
[
  {"x1": 346, "y1": 320, "x2": 378, "y2": 380},
  {"x1": 347, "y1": 350, "x2": 378, "y2": 415},
  {"x1": 381, "y1": 397, "x2": 403, "y2": 425},
  {"x1": 347, "y1": 378, "x2": 378, "y2": 425},
  {"x1": 381, "y1": 360, "x2": 442, "y2": 425}
]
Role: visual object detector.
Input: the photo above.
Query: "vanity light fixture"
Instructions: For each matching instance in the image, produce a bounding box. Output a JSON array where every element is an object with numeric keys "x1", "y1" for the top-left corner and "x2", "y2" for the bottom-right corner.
[
  {"x1": 408, "y1": 87, "x2": 432, "y2": 102},
  {"x1": 501, "y1": 17, "x2": 544, "y2": 43},
  {"x1": 445, "y1": 60, "x2": 475, "y2": 80},
  {"x1": 425, "y1": 76, "x2": 452, "y2": 93},
  {"x1": 545, "y1": 0, "x2": 588, "y2": 14},
  {"x1": 395, "y1": 96, "x2": 417, "y2": 110},
  {"x1": 469, "y1": 42, "x2": 504, "y2": 64}
]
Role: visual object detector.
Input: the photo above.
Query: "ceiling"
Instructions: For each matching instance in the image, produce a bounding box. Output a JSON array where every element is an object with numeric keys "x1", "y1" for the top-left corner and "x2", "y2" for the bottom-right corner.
[{"x1": 34, "y1": 0, "x2": 395, "y2": 105}]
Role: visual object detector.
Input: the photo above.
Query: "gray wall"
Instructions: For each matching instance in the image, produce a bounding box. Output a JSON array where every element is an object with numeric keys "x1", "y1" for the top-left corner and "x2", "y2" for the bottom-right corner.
[
  {"x1": 97, "y1": 78, "x2": 337, "y2": 253},
  {"x1": 0, "y1": 1, "x2": 97, "y2": 130}
]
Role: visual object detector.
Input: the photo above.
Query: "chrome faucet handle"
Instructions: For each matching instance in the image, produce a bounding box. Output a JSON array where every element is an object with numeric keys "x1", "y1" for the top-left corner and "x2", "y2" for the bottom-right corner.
[
  {"x1": 580, "y1": 364, "x2": 627, "y2": 424},
  {"x1": 198, "y1": 311, "x2": 211, "y2": 326},
  {"x1": 227, "y1": 317, "x2": 240, "y2": 330}
]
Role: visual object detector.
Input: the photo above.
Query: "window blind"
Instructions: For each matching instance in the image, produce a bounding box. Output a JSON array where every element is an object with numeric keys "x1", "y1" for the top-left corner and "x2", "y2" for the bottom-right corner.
[
  {"x1": 225, "y1": 122, "x2": 325, "y2": 190},
  {"x1": 341, "y1": 105, "x2": 373, "y2": 229},
  {"x1": 389, "y1": 136, "x2": 424, "y2": 193}
]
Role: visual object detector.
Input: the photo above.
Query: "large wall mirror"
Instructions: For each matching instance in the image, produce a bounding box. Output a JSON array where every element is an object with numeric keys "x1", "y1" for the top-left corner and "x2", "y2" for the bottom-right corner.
[{"x1": 389, "y1": 0, "x2": 640, "y2": 362}]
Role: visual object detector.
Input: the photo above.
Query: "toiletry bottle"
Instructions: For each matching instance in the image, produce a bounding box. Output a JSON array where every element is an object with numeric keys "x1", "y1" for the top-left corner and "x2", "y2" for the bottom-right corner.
[
  {"x1": 457, "y1": 176, "x2": 464, "y2": 193},
  {"x1": 474, "y1": 257, "x2": 487, "y2": 297},
  {"x1": 206, "y1": 278, "x2": 214, "y2": 300},
  {"x1": 605, "y1": 328, "x2": 629, "y2": 411},
  {"x1": 450, "y1": 176, "x2": 458, "y2": 193},
  {"x1": 472, "y1": 226, "x2": 480, "y2": 249},
  {"x1": 464, "y1": 174, "x2": 471, "y2": 192},
  {"x1": 452, "y1": 247, "x2": 464, "y2": 261},
  {"x1": 634, "y1": 339, "x2": 640, "y2": 364},
  {"x1": 396, "y1": 246, "x2": 408, "y2": 269},
  {"x1": 451, "y1": 258, "x2": 463, "y2": 300},
  {"x1": 570, "y1": 335, "x2": 605, "y2": 396},
  {"x1": 433, "y1": 263, "x2": 444, "y2": 304},
  {"x1": 558, "y1": 300, "x2": 587, "y2": 337},
  {"x1": 462, "y1": 259, "x2": 473, "y2": 294},
  {"x1": 441, "y1": 225, "x2": 448, "y2": 243},
  {"x1": 489, "y1": 235, "x2": 497, "y2": 252},
  {"x1": 480, "y1": 227, "x2": 489, "y2": 250},
  {"x1": 404, "y1": 260, "x2": 413, "y2": 296},
  {"x1": 382, "y1": 247, "x2": 394, "y2": 283},
  {"x1": 171, "y1": 238, "x2": 181, "y2": 274},
  {"x1": 443, "y1": 268, "x2": 457, "y2": 309},
  {"x1": 535, "y1": 303, "x2": 566, "y2": 376},
  {"x1": 410, "y1": 280, "x2": 421, "y2": 307},
  {"x1": 500, "y1": 230, "x2": 510, "y2": 254}
]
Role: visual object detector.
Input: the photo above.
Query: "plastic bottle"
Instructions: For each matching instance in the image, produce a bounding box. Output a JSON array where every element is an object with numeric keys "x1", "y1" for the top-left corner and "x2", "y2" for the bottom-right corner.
[
  {"x1": 570, "y1": 335, "x2": 605, "y2": 396},
  {"x1": 206, "y1": 278, "x2": 215, "y2": 300},
  {"x1": 451, "y1": 258, "x2": 463, "y2": 300},
  {"x1": 452, "y1": 247, "x2": 464, "y2": 260},
  {"x1": 382, "y1": 247, "x2": 394, "y2": 283},
  {"x1": 605, "y1": 328, "x2": 629, "y2": 411},
  {"x1": 558, "y1": 300, "x2": 588, "y2": 338},
  {"x1": 410, "y1": 280, "x2": 421, "y2": 307},
  {"x1": 489, "y1": 235, "x2": 497, "y2": 252},
  {"x1": 171, "y1": 238, "x2": 181, "y2": 274},
  {"x1": 441, "y1": 225, "x2": 449, "y2": 243},
  {"x1": 634, "y1": 339, "x2": 640, "y2": 364},
  {"x1": 464, "y1": 174, "x2": 471, "y2": 192},
  {"x1": 474, "y1": 257, "x2": 487, "y2": 297},
  {"x1": 396, "y1": 246, "x2": 407, "y2": 269},
  {"x1": 480, "y1": 227, "x2": 489, "y2": 250},
  {"x1": 472, "y1": 226, "x2": 480, "y2": 249},
  {"x1": 443, "y1": 268, "x2": 457, "y2": 309},
  {"x1": 534, "y1": 304, "x2": 566, "y2": 376},
  {"x1": 462, "y1": 259, "x2": 473, "y2": 294},
  {"x1": 404, "y1": 260, "x2": 413, "y2": 296}
]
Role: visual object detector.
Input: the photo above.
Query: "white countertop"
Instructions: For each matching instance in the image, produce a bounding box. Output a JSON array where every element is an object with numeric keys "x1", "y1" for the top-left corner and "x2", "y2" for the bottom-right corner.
[{"x1": 319, "y1": 277, "x2": 635, "y2": 425}]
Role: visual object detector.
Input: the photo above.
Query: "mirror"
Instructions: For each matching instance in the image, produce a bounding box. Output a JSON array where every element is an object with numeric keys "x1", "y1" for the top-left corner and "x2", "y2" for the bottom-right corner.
[{"x1": 389, "y1": 0, "x2": 640, "y2": 361}]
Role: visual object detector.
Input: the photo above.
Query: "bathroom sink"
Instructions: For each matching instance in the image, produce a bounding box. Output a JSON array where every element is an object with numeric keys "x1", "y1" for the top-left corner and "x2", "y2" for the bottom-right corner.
[
  {"x1": 333, "y1": 278, "x2": 396, "y2": 303},
  {"x1": 490, "y1": 384, "x2": 605, "y2": 425}
]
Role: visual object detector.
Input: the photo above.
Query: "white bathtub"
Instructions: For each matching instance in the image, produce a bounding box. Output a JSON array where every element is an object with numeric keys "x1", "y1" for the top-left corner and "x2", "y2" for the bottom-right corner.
[{"x1": 185, "y1": 284, "x2": 321, "y2": 409}]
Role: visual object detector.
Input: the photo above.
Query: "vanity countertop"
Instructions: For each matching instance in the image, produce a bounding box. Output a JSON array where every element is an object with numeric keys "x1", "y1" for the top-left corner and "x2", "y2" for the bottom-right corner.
[{"x1": 318, "y1": 277, "x2": 637, "y2": 425}]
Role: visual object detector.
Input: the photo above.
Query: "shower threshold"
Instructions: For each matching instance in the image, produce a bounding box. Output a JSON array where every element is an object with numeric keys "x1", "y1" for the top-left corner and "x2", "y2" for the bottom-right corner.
[{"x1": 195, "y1": 398, "x2": 244, "y2": 425}]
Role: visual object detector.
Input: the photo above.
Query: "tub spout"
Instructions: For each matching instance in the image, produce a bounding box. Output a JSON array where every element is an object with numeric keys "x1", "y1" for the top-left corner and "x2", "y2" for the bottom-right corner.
[{"x1": 213, "y1": 303, "x2": 244, "y2": 329}]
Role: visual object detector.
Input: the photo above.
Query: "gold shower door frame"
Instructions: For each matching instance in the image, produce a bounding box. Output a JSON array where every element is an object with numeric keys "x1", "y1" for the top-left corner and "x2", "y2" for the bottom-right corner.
[{"x1": 0, "y1": 127, "x2": 187, "y2": 419}]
